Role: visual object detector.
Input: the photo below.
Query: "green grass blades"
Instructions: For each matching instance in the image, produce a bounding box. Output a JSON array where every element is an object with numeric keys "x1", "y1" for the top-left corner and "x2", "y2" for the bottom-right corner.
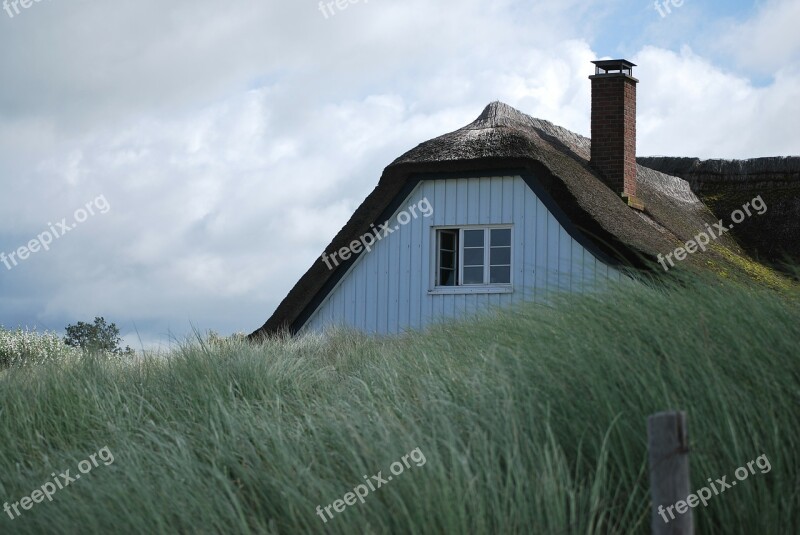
[{"x1": 0, "y1": 273, "x2": 798, "y2": 533}]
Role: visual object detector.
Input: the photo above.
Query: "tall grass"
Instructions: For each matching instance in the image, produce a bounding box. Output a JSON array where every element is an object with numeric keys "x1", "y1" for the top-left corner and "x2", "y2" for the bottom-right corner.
[{"x1": 0, "y1": 274, "x2": 798, "y2": 534}]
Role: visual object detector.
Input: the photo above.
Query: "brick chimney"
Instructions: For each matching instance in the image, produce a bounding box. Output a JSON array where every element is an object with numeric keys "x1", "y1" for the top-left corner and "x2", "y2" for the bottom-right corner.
[{"x1": 590, "y1": 59, "x2": 643, "y2": 210}]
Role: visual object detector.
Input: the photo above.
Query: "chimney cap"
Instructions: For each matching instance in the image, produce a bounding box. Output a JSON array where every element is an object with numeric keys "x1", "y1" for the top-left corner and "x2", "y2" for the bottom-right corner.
[{"x1": 591, "y1": 59, "x2": 637, "y2": 77}]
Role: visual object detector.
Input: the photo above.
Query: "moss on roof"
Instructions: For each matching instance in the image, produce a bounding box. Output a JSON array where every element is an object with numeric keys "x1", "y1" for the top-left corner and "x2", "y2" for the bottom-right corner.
[{"x1": 638, "y1": 156, "x2": 800, "y2": 270}]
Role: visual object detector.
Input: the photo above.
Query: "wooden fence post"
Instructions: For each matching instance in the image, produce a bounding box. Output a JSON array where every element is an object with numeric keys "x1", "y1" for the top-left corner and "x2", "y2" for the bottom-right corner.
[{"x1": 647, "y1": 410, "x2": 693, "y2": 534}]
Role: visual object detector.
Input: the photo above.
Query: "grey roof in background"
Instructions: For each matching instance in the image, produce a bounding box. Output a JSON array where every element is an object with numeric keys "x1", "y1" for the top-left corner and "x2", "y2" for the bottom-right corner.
[{"x1": 639, "y1": 155, "x2": 800, "y2": 266}]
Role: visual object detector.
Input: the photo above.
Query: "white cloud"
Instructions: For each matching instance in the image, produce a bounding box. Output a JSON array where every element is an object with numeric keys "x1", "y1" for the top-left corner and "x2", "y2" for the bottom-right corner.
[
  {"x1": 635, "y1": 46, "x2": 800, "y2": 157},
  {"x1": 716, "y1": 0, "x2": 800, "y2": 74}
]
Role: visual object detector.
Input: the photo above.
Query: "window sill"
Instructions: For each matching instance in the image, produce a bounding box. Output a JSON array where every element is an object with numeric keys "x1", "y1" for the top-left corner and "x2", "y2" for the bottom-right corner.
[{"x1": 428, "y1": 286, "x2": 514, "y2": 295}]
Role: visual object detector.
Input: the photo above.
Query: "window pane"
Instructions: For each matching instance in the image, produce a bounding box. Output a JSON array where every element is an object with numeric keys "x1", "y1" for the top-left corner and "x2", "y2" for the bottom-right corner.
[
  {"x1": 463, "y1": 266, "x2": 484, "y2": 285},
  {"x1": 491, "y1": 228, "x2": 511, "y2": 247},
  {"x1": 437, "y1": 230, "x2": 459, "y2": 287},
  {"x1": 439, "y1": 231, "x2": 456, "y2": 251},
  {"x1": 463, "y1": 229, "x2": 485, "y2": 248},
  {"x1": 490, "y1": 266, "x2": 511, "y2": 284},
  {"x1": 439, "y1": 268, "x2": 455, "y2": 286},
  {"x1": 463, "y1": 248, "x2": 484, "y2": 266},
  {"x1": 490, "y1": 247, "x2": 511, "y2": 265},
  {"x1": 440, "y1": 251, "x2": 455, "y2": 269}
]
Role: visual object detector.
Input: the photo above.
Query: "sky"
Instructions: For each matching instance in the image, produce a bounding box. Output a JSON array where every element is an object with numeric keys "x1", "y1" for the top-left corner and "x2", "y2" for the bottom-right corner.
[{"x1": 0, "y1": 0, "x2": 798, "y2": 349}]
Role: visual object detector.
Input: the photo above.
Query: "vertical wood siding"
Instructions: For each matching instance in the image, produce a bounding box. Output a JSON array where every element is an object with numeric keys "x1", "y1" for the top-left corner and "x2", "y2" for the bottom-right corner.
[{"x1": 304, "y1": 175, "x2": 623, "y2": 334}]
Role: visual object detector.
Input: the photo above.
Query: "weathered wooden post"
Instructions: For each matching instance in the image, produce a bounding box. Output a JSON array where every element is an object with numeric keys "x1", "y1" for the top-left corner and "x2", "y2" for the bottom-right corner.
[{"x1": 647, "y1": 411, "x2": 693, "y2": 534}]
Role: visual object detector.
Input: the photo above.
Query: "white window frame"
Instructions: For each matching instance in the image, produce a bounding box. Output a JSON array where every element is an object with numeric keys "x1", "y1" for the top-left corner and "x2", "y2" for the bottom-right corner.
[{"x1": 429, "y1": 225, "x2": 514, "y2": 295}]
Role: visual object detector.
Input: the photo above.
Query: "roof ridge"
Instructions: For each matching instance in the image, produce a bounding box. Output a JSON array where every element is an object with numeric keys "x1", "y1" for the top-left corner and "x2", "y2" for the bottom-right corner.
[{"x1": 466, "y1": 101, "x2": 535, "y2": 130}]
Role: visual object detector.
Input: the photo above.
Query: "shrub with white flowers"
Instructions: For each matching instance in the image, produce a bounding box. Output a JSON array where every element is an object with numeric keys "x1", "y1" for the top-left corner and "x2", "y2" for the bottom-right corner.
[{"x1": 0, "y1": 326, "x2": 81, "y2": 368}]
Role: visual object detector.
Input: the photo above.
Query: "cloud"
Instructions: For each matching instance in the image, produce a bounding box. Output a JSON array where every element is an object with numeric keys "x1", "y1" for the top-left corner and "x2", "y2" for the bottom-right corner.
[
  {"x1": 635, "y1": 46, "x2": 800, "y2": 158},
  {"x1": 715, "y1": 0, "x2": 800, "y2": 74}
]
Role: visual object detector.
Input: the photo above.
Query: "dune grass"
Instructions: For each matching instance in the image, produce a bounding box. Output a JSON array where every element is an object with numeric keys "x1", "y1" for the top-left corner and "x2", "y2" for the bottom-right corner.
[{"x1": 0, "y1": 274, "x2": 798, "y2": 534}]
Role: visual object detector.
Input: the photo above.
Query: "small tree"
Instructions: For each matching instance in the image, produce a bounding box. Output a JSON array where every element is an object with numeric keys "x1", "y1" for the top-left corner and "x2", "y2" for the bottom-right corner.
[{"x1": 64, "y1": 317, "x2": 132, "y2": 355}]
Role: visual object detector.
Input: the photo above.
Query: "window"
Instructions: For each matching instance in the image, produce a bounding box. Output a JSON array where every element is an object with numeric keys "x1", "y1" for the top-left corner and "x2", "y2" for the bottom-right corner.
[
  {"x1": 435, "y1": 227, "x2": 512, "y2": 287},
  {"x1": 489, "y1": 227, "x2": 511, "y2": 284}
]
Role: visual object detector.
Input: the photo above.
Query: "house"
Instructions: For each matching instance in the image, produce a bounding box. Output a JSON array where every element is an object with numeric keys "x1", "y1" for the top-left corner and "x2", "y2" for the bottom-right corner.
[{"x1": 249, "y1": 59, "x2": 792, "y2": 339}]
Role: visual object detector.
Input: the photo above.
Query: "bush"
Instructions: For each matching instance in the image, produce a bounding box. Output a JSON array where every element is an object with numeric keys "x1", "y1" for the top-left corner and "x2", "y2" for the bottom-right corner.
[{"x1": 0, "y1": 327, "x2": 80, "y2": 368}]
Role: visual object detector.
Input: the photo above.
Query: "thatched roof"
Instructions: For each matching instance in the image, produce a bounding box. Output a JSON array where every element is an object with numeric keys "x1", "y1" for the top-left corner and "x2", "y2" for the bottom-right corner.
[
  {"x1": 639, "y1": 156, "x2": 800, "y2": 268},
  {"x1": 249, "y1": 102, "x2": 751, "y2": 338}
]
